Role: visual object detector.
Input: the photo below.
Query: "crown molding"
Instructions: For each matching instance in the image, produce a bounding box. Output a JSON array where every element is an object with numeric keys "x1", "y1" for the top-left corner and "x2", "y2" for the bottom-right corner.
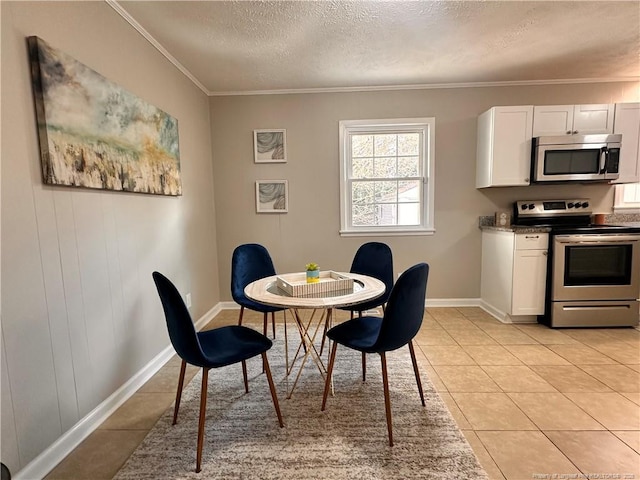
[
  {"x1": 106, "y1": 0, "x2": 210, "y2": 95},
  {"x1": 208, "y1": 77, "x2": 640, "y2": 97}
]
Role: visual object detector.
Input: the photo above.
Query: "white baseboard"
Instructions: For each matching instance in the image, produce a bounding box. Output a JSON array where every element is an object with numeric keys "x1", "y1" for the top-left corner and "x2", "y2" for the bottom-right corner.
[
  {"x1": 15, "y1": 303, "x2": 222, "y2": 480},
  {"x1": 479, "y1": 301, "x2": 538, "y2": 324}
]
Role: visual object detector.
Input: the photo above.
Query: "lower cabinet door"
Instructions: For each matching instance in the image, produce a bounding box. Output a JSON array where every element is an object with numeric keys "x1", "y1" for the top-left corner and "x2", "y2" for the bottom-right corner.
[{"x1": 512, "y1": 250, "x2": 547, "y2": 315}]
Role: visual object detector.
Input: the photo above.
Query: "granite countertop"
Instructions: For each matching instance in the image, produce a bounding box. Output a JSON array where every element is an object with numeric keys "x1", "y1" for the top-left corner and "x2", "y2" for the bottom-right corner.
[{"x1": 479, "y1": 213, "x2": 640, "y2": 233}]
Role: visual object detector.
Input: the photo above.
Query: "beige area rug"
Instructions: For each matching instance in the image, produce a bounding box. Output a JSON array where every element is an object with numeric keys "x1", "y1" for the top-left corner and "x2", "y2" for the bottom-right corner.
[{"x1": 115, "y1": 328, "x2": 488, "y2": 479}]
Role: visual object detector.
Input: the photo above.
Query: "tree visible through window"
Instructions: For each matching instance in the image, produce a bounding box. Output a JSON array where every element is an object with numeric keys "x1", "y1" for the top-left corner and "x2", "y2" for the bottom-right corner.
[{"x1": 339, "y1": 118, "x2": 435, "y2": 236}]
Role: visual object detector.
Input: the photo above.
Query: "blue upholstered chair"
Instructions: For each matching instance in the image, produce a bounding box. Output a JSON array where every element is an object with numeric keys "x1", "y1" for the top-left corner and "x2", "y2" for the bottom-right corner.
[
  {"x1": 152, "y1": 272, "x2": 284, "y2": 473},
  {"x1": 341, "y1": 242, "x2": 394, "y2": 318},
  {"x1": 333, "y1": 242, "x2": 394, "y2": 377},
  {"x1": 231, "y1": 244, "x2": 284, "y2": 338},
  {"x1": 321, "y1": 263, "x2": 429, "y2": 447}
]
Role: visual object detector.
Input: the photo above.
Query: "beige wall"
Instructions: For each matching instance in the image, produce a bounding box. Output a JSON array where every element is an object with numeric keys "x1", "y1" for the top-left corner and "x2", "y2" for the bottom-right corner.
[
  {"x1": 210, "y1": 83, "x2": 639, "y2": 301},
  {"x1": 1, "y1": 1, "x2": 218, "y2": 474}
]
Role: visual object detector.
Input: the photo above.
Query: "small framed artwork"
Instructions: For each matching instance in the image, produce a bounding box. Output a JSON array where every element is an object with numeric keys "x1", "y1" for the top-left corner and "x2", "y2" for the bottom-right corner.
[
  {"x1": 254, "y1": 129, "x2": 287, "y2": 163},
  {"x1": 256, "y1": 180, "x2": 288, "y2": 213}
]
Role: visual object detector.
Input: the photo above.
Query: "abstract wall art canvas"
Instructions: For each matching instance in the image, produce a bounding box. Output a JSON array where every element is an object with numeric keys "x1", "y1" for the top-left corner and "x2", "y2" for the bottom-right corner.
[
  {"x1": 28, "y1": 36, "x2": 182, "y2": 196},
  {"x1": 254, "y1": 129, "x2": 286, "y2": 163},
  {"x1": 256, "y1": 180, "x2": 288, "y2": 213}
]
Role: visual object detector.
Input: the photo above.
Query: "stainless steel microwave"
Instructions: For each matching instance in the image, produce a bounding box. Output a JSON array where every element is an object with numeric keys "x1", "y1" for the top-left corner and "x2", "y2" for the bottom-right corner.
[{"x1": 531, "y1": 134, "x2": 621, "y2": 183}]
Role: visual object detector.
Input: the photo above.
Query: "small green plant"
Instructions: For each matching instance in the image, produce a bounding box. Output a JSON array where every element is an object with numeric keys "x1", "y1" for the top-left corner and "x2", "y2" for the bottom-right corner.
[{"x1": 305, "y1": 262, "x2": 319, "y2": 271}]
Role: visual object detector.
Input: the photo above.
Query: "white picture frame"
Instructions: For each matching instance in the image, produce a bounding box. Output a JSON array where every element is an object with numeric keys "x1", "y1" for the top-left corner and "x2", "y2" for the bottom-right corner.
[
  {"x1": 256, "y1": 180, "x2": 288, "y2": 213},
  {"x1": 254, "y1": 129, "x2": 287, "y2": 163}
]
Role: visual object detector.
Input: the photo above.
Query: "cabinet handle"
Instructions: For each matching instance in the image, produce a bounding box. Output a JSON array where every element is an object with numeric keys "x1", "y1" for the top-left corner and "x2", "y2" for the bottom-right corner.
[
  {"x1": 566, "y1": 130, "x2": 572, "y2": 134},
  {"x1": 573, "y1": 130, "x2": 578, "y2": 134},
  {"x1": 525, "y1": 235, "x2": 539, "y2": 239},
  {"x1": 543, "y1": 251, "x2": 548, "y2": 256}
]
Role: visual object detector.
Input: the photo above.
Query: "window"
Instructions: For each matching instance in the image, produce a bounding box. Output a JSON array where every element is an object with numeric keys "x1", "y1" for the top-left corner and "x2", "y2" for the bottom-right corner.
[
  {"x1": 339, "y1": 119, "x2": 435, "y2": 235},
  {"x1": 614, "y1": 183, "x2": 640, "y2": 213},
  {"x1": 339, "y1": 118, "x2": 435, "y2": 236}
]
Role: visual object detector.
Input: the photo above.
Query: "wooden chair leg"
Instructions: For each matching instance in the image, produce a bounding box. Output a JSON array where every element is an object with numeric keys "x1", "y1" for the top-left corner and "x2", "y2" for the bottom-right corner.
[
  {"x1": 238, "y1": 306, "x2": 245, "y2": 326},
  {"x1": 350, "y1": 310, "x2": 354, "y2": 320},
  {"x1": 262, "y1": 352, "x2": 284, "y2": 427},
  {"x1": 380, "y1": 353, "x2": 393, "y2": 447},
  {"x1": 196, "y1": 368, "x2": 209, "y2": 473},
  {"x1": 263, "y1": 312, "x2": 268, "y2": 337},
  {"x1": 242, "y1": 360, "x2": 249, "y2": 393},
  {"x1": 362, "y1": 352, "x2": 366, "y2": 382},
  {"x1": 271, "y1": 312, "x2": 276, "y2": 338},
  {"x1": 408, "y1": 340, "x2": 425, "y2": 406},
  {"x1": 321, "y1": 342, "x2": 338, "y2": 411},
  {"x1": 173, "y1": 359, "x2": 187, "y2": 425}
]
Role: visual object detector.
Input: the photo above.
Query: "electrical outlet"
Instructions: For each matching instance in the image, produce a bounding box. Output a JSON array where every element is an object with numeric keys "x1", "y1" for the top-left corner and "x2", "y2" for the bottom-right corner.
[{"x1": 186, "y1": 293, "x2": 192, "y2": 308}]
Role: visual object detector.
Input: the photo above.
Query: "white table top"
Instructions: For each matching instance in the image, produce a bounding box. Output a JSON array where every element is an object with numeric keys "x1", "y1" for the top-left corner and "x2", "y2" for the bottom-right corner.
[{"x1": 244, "y1": 272, "x2": 385, "y2": 309}]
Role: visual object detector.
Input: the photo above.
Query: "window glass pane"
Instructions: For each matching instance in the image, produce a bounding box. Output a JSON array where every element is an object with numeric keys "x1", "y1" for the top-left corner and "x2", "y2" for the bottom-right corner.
[
  {"x1": 352, "y1": 157, "x2": 373, "y2": 178},
  {"x1": 373, "y1": 157, "x2": 397, "y2": 178},
  {"x1": 374, "y1": 134, "x2": 397, "y2": 156},
  {"x1": 352, "y1": 204, "x2": 376, "y2": 226},
  {"x1": 374, "y1": 181, "x2": 397, "y2": 202},
  {"x1": 398, "y1": 180, "x2": 420, "y2": 202},
  {"x1": 351, "y1": 181, "x2": 374, "y2": 204},
  {"x1": 376, "y1": 204, "x2": 397, "y2": 226},
  {"x1": 397, "y1": 203, "x2": 420, "y2": 225},
  {"x1": 352, "y1": 135, "x2": 373, "y2": 157},
  {"x1": 398, "y1": 156, "x2": 420, "y2": 177},
  {"x1": 398, "y1": 133, "x2": 420, "y2": 155}
]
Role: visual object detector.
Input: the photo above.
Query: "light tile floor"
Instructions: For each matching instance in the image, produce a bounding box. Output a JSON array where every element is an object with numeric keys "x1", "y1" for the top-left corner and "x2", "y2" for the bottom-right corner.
[{"x1": 45, "y1": 307, "x2": 640, "y2": 480}]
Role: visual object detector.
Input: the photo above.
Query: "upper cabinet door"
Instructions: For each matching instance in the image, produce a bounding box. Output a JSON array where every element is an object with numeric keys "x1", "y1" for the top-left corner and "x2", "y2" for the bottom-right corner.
[
  {"x1": 572, "y1": 104, "x2": 615, "y2": 134},
  {"x1": 476, "y1": 106, "x2": 534, "y2": 188},
  {"x1": 532, "y1": 105, "x2": 574, "y2": 136},
  {"x1": 532, "y1": 104, "x2": 614, "y2": 136},
  {"x1": 612, "y1": 102, "x2": 640, "y2": 184}
]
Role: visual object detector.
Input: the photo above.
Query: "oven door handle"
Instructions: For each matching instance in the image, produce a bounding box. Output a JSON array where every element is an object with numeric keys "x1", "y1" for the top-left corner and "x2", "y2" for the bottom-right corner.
[
  {"x1": 556, "y1": 240, "x2": 639, "y2": 245},
  {"x1": 555, "y1": 235, "x2": 640, "y2": 244}
]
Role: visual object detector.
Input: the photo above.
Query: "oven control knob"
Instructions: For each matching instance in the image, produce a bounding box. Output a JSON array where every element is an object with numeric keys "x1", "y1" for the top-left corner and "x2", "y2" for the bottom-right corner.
[
  {"x1": 521, "y1": 204, "x2": 528, "y2": 210},
  {"x1": 528, "y1": 203, "x2": 535, "y2": 210},
  {"x1": 568, "y1": 202, "x2": 574, "y2": 208},
  {"x1": 582, "y1": 202, "x2": 589, "y2": 208}
]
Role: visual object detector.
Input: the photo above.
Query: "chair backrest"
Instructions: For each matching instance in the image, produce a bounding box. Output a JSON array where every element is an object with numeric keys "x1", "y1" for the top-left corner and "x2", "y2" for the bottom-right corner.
[
  {"x1": 152, "y1": 271, "x2": 207, "y2": 367},
  {"x1": 350, "y1": 242, "x2": 394, "y2": 303},
  {"x1": 231, "y1": 243, "x2": 278, "y2": 303},
  {"x1": 372, "y1": 263, "x2": 429, "y2": 353}
]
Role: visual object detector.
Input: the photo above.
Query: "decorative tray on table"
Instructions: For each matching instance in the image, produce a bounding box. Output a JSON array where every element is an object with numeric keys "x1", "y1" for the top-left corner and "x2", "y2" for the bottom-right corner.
[{"x1": 275, "y1": 271, "x2": 355, "y2": 297}]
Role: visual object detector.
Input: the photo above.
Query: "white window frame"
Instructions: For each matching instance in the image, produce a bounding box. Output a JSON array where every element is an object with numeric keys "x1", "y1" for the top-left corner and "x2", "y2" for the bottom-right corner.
[
  {"x1": 339, "y1": 117, "x2": 435, "y2": 236},
  {"x1": 614, "y1": 183, "x2": 640, "y2": 213}
]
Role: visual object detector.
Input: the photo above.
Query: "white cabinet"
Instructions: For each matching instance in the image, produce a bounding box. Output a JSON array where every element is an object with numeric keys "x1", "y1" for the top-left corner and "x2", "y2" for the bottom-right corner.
[
  {"x1": 476, "y1": 106, "x2": 534, "y2": 188},
  {"x1": 612, "y1": 102, "x2": 640, "y2": 184},
  {"x1": 532, "y1": 104, "x2": 614, "y2": 136},
  {"x1": 481, "y1": 230, "x2": 548, "y2": 323}
]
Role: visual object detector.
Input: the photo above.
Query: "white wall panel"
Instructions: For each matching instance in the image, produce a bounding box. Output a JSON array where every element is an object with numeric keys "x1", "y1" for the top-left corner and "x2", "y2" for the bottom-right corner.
[
  {"x1": 1, "y1": 330, "x2": 20, "y2": 474},
  {"x1": 53, "y1": 191, "x2": 95, "y2": 417},
  {"x1": 73, "y1": 191, "x2": 117, "y2": 404},
  {"x1": 32, "y1": 187, "x2": 80, "y2": 432}
]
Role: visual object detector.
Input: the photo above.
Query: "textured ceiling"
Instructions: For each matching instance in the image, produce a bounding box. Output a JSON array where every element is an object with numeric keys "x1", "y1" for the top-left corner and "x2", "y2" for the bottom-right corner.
[{"x1": 114, "y1": 0, "x2": 640, "y2": 95}]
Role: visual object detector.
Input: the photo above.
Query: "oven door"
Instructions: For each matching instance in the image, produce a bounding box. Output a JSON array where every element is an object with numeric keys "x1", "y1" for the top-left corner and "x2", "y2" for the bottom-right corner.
[{"x1": 552, "y1": 234, "x2": 640, "y2": 301}]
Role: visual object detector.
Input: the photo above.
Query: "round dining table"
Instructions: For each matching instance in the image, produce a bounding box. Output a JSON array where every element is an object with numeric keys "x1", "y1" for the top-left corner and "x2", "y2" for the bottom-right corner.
[{"x1": 244, "y1": 272, "x2": 385, "y2": 398}]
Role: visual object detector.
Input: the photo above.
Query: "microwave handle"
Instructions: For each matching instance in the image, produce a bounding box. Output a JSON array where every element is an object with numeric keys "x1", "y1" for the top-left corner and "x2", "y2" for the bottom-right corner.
[{"x1": 599, "y1": 147, "x2": 608, "y2": 174}]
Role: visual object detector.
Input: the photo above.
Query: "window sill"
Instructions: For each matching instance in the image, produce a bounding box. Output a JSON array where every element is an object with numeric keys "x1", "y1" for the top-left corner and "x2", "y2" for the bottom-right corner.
[{"x1": 339, "y1": 228, "x2": 435, "y2": 237}]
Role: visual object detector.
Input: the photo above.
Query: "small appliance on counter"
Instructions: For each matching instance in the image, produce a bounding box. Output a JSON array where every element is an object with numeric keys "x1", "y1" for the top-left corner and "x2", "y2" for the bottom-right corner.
[{"x1": 513, "y1": 199, "x2": 640, "y2": 328}]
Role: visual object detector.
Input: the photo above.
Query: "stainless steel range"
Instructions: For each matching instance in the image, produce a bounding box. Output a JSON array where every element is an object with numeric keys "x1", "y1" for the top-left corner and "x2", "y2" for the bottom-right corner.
[{"x1": 513, "y1": 199, "x2": 640, "y2": 328}]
